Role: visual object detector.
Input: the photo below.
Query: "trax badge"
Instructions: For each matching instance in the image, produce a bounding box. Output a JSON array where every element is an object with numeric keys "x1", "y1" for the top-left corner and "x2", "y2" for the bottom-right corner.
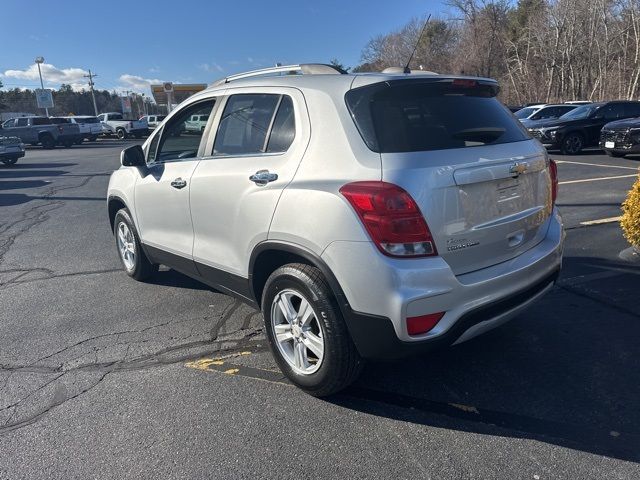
[{"x1": 447, "y1": 238, "x2": 480, "y2": 252}]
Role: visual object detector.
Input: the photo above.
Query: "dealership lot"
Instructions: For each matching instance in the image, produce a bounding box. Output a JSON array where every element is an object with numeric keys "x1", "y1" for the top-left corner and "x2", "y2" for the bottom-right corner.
[{"x1": 0, "y1": 142, "x2": 639, "y2": 478}]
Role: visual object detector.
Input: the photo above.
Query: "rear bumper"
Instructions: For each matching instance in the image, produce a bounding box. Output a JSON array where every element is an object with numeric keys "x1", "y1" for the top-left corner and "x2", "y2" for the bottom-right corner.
[{"x1": 322, "y1": 208, "x2": 564, "y2": 359}]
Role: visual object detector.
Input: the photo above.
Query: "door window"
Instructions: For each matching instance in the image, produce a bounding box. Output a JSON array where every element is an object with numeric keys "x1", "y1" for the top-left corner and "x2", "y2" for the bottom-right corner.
[
  {"x1": 266, "y1": 96, "x2": 295, "y2": 153},
  {"x1": 213, "y1": 94, "x2": 282, "y2": 155},
  {"x1": 2, "y1": 119, "x2": 16, "y2": 128},
  {"x1": 147, "y1": 100, "x2": 215, "y2": 163},
  {"x1": 16, "y1": 118, "x2": 29, "y2": 127},
  {"x1": 625, "y1": 103, "x2": 640, "y2": 117},
  {"x1": 601, "y1": 104, "x2": 625, "y2": 120}
]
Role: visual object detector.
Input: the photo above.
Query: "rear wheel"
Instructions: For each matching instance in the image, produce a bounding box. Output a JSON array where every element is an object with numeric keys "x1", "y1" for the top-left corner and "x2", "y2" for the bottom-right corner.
[
  {"x1": 113, "y1": 208, "x2": 158, "y2": 281},
  {"x1": 262, "y1": 263, "x2": 364, "y2": 397},
  {"x1": 560, "y1": 132, "x2": 584, "y2": 155},
  {"x1": 116, "y1": 128, "x2": 127, "y2": 140},
  {"x1": 1, "y1": 157, "x2": 18, "y2": 166},
  {"x1": 40, "y1": 134, "x2": 55, "y2": 149},
  {"x1": 606, "y1": 150, "x2": 625, "y2": 158},
  {"x1": 88, "y1": 135, "x2": 98, "y2": 142}
]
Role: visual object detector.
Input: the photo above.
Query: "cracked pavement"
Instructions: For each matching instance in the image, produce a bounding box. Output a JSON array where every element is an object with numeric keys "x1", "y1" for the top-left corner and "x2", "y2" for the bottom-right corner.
[{"x1": 0, "y1": 143, "x2": 639, "y2": 479}]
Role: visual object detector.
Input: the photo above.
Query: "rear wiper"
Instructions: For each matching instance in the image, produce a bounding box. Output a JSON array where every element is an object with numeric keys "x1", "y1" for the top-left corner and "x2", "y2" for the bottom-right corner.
[{"x1": 452, "y1": 127, "x2": 506, "y2": 143}]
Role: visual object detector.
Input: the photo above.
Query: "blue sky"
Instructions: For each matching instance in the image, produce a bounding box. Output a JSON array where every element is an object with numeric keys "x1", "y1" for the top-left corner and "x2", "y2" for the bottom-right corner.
[{"x1": 2, "y1": 0, "x2": 447, "y2": 95}]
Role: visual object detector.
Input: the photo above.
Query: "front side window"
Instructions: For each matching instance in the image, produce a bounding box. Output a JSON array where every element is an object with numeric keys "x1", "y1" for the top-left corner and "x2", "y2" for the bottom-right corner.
[
  {"x1": 148, "y1": 99, "x2": 215, "y2": 163},
  {"x1": 16, "y1": 118, "x2": 29, "y2": 127},
  {"x1": 213, "y1": 94, "x2": 282, "y2": 156},
  {"x1": 2, "y1": 119, "x2": 16, "y2": 128}
]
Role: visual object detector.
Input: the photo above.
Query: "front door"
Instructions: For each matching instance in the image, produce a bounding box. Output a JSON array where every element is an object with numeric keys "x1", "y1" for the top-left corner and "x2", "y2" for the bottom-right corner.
[
  {"x1": 189, "y1": 89, "x2": 308, "y2": 282},
  {"x1": 134, "y1": 98, "x2": 216, "y2": 274}
]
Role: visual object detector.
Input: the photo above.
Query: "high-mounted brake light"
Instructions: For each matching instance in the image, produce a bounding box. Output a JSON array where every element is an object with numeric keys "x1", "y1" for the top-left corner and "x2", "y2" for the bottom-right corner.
[
  {"x1": 549, "y1": 159, "x2": 558, "y2": 204},
  {"x1": 452, "y1": 79, "x2": 477, "y2": 88},
  {"x1": 339, "y1": 181, "x2": 437, "y2": 258}
]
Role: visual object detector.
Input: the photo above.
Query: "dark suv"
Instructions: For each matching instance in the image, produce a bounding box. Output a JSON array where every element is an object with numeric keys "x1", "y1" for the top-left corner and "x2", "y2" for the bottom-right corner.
[
  {"x1": 527, "y1": 101, "x2": 640, "y2": 154},
  {"x1": 600, "y1": 117, "x2": 640, "y2": 157}
]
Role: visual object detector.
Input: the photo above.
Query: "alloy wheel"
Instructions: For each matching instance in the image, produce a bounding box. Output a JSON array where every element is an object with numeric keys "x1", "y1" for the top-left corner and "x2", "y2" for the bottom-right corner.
[
  {"x1": 270, "y1": 289, "x2": 325, "y2": 375},
  {"x1": 116, "y1": 222, "x2": 136, "y2": 271}
]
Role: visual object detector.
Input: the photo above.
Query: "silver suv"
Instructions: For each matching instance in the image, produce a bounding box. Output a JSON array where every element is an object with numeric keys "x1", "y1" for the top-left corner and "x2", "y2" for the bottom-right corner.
[{"x1": 107, "y1": 64, "x2": 564, "y2": 396}]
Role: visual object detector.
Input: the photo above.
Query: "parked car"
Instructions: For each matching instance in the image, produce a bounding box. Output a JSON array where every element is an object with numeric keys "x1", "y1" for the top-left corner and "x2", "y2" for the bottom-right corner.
[
  {"x1": 514, "y1": 104, "x2": 546, "y2": 121},
  {"x1": 600, "y1": 118, "x2": 640, "y2": 157},
  {"x1": 0, "y1": 135, "x2": 25, "y2": 165},
  {"x1": 98, "y1": 112, "x2": 149, "y2": 139},
  {"x1": 565, "y1": 100, "x2": 592, "y2": 105},
  {"x1": 184, "y1": 113, "x2": 209, "y2": 133},
  {"x1": 64, "y1": 116, "x2": 102, "y2": 142},
  {"x1": 140, "y1": 115, "x2": 166, "y2": 130},
  {"x1": 518, "y1": 104, "x2": 578, "y2": 128},
  {"x1": 527, "y1": 101, "x2": 640, "y2": 154},
  {"x1": 107, "y1": 63, "x2": 563, "y2": 396},
  {"x1": 0, "y1": 116, "x2": 81, "y2": 149}
]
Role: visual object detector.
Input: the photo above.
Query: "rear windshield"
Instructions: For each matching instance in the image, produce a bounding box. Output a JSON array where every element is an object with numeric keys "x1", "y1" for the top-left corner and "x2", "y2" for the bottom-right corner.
[{"x1": 345, "y1": 80, "x2": 529, "y2": 153}]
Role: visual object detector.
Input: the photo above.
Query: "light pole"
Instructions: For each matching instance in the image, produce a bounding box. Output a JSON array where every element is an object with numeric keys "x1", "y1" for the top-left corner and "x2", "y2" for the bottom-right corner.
[{"x1": 34, "y1": 56, "x2": 49, "y2": 117}]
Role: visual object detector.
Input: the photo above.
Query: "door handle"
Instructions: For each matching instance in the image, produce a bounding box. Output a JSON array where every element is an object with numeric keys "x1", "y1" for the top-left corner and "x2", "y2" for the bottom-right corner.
[
  {"x1": 170, "y1": 178, "x2": 187, "y2": 189},
  {"x1": 249, "y1": 169, "x2": 278, "y2": 186}
]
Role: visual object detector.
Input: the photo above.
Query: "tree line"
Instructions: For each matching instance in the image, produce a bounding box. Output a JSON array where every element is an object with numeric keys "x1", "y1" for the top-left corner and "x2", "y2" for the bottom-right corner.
[
  {"x1": 0, "y1": 82, "x2": 159, "y2": 118},
  {"x1": 353, "y1": 0, "x2": 640, "y2": 105}
]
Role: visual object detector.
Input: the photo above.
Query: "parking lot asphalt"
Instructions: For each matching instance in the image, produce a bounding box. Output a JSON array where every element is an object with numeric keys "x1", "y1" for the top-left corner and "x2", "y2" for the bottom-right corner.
[{"x1": 0, "y1": 141, "x2": 639, "y2": 479}]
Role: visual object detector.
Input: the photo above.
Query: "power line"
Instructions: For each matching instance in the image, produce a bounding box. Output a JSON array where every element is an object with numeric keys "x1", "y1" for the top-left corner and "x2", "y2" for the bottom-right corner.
[{"x1": 83, "y1": 69, "x2": 99, "y2": 116}]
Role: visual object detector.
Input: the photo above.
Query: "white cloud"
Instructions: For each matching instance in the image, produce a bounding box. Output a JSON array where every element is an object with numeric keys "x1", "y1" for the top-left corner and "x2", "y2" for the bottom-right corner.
[
  {"x1": 117, "y1": 74, "x2": 164, "y2": 94},
  {"x1": 2, "y1": 63, "x2": 89, "y2": 91},
  {"x1": 198, "y1": 62, "x2": 224, "y2": 73}
]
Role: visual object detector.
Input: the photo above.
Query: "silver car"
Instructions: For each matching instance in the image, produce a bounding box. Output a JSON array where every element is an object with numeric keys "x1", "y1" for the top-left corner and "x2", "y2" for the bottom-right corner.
[{"x1": 107, "y1": 64, "x2": 564, "y2": 396}]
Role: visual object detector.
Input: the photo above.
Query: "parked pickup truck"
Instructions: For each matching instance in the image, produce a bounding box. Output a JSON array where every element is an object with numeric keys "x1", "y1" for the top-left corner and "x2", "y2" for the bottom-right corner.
[
  {"x1": 139, "y1": 114, "x2": 166, "y2": 130},
  {"x1": 0, "y1": 135, "x2": 25, "y2": 165},
  {"x1": 64, "y1": 116, "x2": 103, "y2": 142},
  {"x1": 98, "y1": 113, "x2": 149, "y2": 139},
  {"x1": 0, "y1": 116, "x2": 81, "y2": 149}
]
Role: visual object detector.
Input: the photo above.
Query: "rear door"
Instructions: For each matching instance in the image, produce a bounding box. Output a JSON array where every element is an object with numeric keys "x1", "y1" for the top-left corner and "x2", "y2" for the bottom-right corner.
[
  {"x1": 134, "y1": 97, "x2": 217, "y2": 274},
  {"x1": 346, "y1": 79, "x2": 553, "y2": 275},
  {"x1": 189, "y1": 88, "x2": 307, "y2": 280}
]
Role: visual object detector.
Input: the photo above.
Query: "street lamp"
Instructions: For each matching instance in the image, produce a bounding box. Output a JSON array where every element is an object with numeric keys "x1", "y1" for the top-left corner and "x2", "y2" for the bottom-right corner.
[{"x1": 34, "y1": 56, "x2": 48, "y2": 117}]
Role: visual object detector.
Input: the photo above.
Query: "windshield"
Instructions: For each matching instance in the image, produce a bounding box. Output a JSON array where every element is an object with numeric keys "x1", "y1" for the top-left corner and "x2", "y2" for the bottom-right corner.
[
  {"x1": 345, "y1": 80, "x2": 529, "y2": 153},
  {"x1": 560, "y1": 104, "x2": 599, "y2": 120},
  {"x1": 515, "y1": 107, "x2": 538, "y2": 119}
]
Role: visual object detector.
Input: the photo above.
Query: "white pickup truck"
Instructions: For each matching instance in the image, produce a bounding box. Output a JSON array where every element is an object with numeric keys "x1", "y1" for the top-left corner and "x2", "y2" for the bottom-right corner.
[
  {"x1": 64, "y1": 116, "x2": 103, "y2": 142},
  {"x1": 98, "y1": 112, "x2": 149, "y2": 139}
]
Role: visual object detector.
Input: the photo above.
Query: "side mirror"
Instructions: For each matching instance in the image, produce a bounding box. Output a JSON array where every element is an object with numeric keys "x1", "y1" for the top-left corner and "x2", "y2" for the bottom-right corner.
[{"x1": 121, "y1": 144, "x2": 146, "y2": 167}]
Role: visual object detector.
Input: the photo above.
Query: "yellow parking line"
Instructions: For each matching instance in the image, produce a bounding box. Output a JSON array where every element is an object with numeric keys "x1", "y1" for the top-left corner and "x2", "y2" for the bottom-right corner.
[
  {"x1": 555, "y1": 160, "x2": 640, "y2": 171},
  {"x1": 559, "y1": 174, "x2": 638, "y2": 185},
  {"x1": 580, "y1": 216, "x2": 622, "y2": 226}
]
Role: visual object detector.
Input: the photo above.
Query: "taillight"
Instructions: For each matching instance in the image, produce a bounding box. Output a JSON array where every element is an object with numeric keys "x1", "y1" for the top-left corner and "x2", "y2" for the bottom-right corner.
[
  {"x1": 407, "y1": 312, "x2": 445, "y2": 336},
  {"x1": 339, "y1": 181, "x2": 437, "y2": 258},
  {"x1": 549, "y1": 159, "x2": 558, "y2": 204}
]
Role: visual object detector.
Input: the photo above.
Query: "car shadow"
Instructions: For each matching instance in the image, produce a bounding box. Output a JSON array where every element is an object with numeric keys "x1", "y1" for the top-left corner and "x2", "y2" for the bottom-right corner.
[
  {"x1": 326, "y1": 254, "x2": 640, "y2": 462},
  {"x1": 0, "y1": 180, "x2": 50, "y2": 190},
  {"x1": 146, "y1": 268, "x2": 214, "y2": 292}
]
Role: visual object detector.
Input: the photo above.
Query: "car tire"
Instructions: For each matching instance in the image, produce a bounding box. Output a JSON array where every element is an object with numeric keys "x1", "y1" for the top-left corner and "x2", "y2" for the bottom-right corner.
[
  {"x1": 113, "y1": 208, "x2": 158, "y2": 281},
  {"x1": 116, "y1": 129, "x2": 127, "y2": 140},
  {"x1": 40, "y1": 134, "x2": 55, "y2": 149},
  {"x1": 560, "y1": 132, "x2": 584, "y2": 155},
  {"x1": 1, "y1": 157, "x2": 18, "y2": 166},
  {"x1": 261, "y1": 263, "x2": 364, "y2": 397},
  {"x1": 88, "y1": 135, "x2": 98, "y2": 142},
  {"x1": 606, "y1": 150, "x2": 625, "y2": 158}
]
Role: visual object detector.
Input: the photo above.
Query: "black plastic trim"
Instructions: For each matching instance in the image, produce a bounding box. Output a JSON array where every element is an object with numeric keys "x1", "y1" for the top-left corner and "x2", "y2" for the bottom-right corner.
[{"x1": 143, "y1": 244, "x2": 257, "y2": 307}]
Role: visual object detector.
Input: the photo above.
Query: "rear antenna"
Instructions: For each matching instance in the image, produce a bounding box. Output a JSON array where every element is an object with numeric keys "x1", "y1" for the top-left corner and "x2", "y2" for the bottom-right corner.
[{"x1": 404, "y1": 14, "x2": 432, "y2": 74}]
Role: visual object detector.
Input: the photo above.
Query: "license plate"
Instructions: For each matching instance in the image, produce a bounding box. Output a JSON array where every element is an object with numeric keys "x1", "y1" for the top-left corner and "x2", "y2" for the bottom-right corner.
[{"x1": 605, "y1": 141, "x2": 615, "y2": 149}]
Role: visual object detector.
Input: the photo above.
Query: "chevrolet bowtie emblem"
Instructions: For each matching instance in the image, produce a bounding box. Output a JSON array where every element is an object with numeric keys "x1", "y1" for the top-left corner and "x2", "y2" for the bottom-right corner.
[{"x1": 510, "y1": 162, "x2": 527, "y2": 176}]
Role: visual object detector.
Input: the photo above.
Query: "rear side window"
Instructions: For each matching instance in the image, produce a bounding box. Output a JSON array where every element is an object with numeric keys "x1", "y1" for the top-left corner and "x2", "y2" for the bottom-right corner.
[
  {"x1": 213, "y1": 94, "x2": 282, "y2": 156},
  {"x1": 33, "y1": 117, "x2": 51, "y2": 125},
  {"x1": 267, "y1": 96, "x2": 295, "y2": 153},
  {"x1": 345, "y1": 80, "x2": 529, "y2": 153}
]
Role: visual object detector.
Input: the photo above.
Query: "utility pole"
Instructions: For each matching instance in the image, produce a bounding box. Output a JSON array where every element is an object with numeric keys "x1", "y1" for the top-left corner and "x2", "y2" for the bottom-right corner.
[
  {"x1": 34, "y1": 57, "x2": 49, "y2": 117},
  {"x1": 83, "y1": 69, "x2": 99, "y2": 116}
]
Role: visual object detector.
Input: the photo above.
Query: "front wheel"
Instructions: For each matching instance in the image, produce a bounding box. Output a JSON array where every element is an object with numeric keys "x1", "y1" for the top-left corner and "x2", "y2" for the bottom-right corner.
[
  {"x1": 88, "y1": 135, "x2": 98, "y2": 142},
  {"x1": 560, "y1": 132, "x2": 584, "y2": 155},
  {"x1": 1, "y1": 157, "x2": 18, "y2": 166},
  {"x1": 40, "y1": 135, "x2": 55, "y2": 149},
  {"x1": 116, "y1": 129, "x2": 127, "y2": 140},
  {"x1": 114, "y1": 208, "x2": 158, "y2": 281},
  {"x1": 262, "y1": 263, "x2": 364, "y2": 397}
]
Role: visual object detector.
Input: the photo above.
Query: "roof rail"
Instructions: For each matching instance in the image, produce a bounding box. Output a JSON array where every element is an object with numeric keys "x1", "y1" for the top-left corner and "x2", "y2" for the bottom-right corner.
[{"x1": 211, "y1": 63, "x2": 346, "y2": 86}]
